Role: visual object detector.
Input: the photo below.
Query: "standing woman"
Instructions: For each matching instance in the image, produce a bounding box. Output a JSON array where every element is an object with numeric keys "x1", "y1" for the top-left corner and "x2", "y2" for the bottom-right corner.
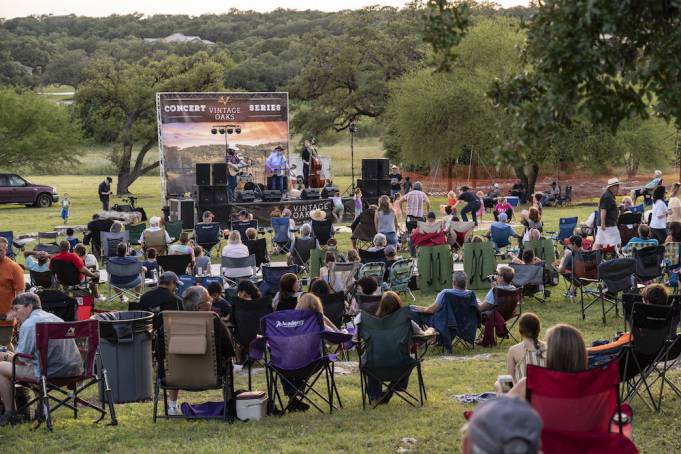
[
  {"x1": 301, "y1": 140, "x2": 315, "y2": 189},
  {"x1": 456, "y1": 186, "x2": 482, "y2": 227},
  {"x1": 375, "y1": 195, "x2": 399, "y2": 246},
  {"x1": 650, "y1": 185, "x2": 669, "y2": 244},
  {"x1": 667, "y1": 183, "x2": 681, "y2": 225}
]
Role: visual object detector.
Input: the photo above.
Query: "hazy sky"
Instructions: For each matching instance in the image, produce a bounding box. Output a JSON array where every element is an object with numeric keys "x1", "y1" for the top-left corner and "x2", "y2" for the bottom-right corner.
[{"x1": 2, "y1": 1, "x2": 529, "y2": 19}]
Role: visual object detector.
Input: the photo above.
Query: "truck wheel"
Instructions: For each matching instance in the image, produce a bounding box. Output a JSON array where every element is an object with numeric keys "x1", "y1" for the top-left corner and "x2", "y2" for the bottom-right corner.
[{"x1": 36, "y1": 194, "x2": 52, "y2": 208}]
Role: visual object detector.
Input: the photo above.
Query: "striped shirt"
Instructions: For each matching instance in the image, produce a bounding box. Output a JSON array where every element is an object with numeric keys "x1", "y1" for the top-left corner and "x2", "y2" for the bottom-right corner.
[{"x1": 404, "y1": 190, "x2": 429, "y2": 218}]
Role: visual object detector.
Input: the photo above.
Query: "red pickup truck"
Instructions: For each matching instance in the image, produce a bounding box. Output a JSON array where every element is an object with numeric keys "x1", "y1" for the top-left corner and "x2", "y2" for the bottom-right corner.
[{"x1": 0, "y1": 174, "x2": 59, "y2": 207}]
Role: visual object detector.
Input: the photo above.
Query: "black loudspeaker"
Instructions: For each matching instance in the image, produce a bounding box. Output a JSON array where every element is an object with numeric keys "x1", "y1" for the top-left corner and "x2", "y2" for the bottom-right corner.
[
  {"x1": 262, "y1": 190, "x2": 283, "y2": 202},
  {"x1": 193, "y1": 185, "x2": 229, "y2": 205},
  {"x1": 212, "y1": 163, "x2": 228, "y2": 186},
  {"x1": 361, "y1": 158, "x2": 390, "y2": 180},
  {"x1": 212, "y1": 186, "x2": 229, "y2": 204},
  {"x1": 196, "y1": 163, "x2": 211, "y2": 186},
  {"x1": 301, "y1": 188, "x2": 321, "y2": 200},
  {"x1": 321, "y1": 186, "x2": 339, "y2": 198},
  {"x1": 235, "y1": 190, "x2": 256, "y2": 203},
  {"x1": 169, "y1": 198, "x2": 196, "y2": 230},
  {"x1": 357, "y1": 179, "x2": 390, "y2": 198}
]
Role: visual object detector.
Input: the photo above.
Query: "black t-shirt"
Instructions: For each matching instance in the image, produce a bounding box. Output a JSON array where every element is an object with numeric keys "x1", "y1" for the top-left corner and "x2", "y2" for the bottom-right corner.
[
  {"x1": 388, "y1": 173, "x2": 402, "y2": 190},
  {"x1": 458, "y1": 191, "x2": 478, "y2": 203},
  {"x1": 301, "y1": 149, "x2": 310, "y2": 169},
  {"x1": 511, "y1": 183, "x2": 525, "y2": 192},
  {"x1": 402, "y1": 180, "x2": 412, "y2": 193},
  {"x1": 98, "y1": 181, "x2": 110, "y2": 201},
  {"x1": 599, "y1": 189, "x2": 619, "y2": 227},
  {"x1": 139, "y1": 286, "x2": 184, "y2": 313}
]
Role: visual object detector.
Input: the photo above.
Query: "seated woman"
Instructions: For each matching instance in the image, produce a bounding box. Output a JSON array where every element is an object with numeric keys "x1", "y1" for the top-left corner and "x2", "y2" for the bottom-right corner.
[
  {"x1": 665, "y1": 220, "x2": 681, "y2": 244},
  {"x1": 506, "y1": 313, "x2": 546, "y2": 384},
  {"x1": 273, "y1": 273, "x2": 302, "y2": 311},
  {"x1": 74, "y1": 243, "x2": 105, "y2": 302},
  {"x1": 349, "y1": 275, "x2": 380, "y2": 315},
  {"x1": 354, "y1": 291, "x2": 434, "y2": 404},
  {"x1": 141, "y1": 247, "x2": 158, "y2": 279},
  {"x1": 521, "y1": 207, "x2": 543, "y2": 242},
  {"x1": 367, "y1": 233, "x2": 388, "y2": 253},
  {"x1": 310, "y1": 278, "x2": 332, "y2": 295},
  {"x1": 169, "y1": 232, "x2": 195, "y2": 264},
  {"x1": 619, "y1": 196, "x2": 634, "y2": 214},
  {"x1": 193, "y1": 245, "x2": 212, "y2": 276},
  {"x1": 319, "y1": 252, "x2": 337, "y2": 284},
  {"x1": 494, "y1": 197, "x2": 515, "y2": 222},
  {"x1": 243, "y1": 227, "x2": 269, "y2": 266},
  {"x1": 506, "y1": 324, "x2": 588, "y2": 400},
  {"x1": 109, "y1": 242, "x2": 145, "y2": 303},
  {"x1": 222, "y1": 230, "x2": 252, "y2": 279},
  {"x1": 229, "y1": 280, "x2": 263, "y2": 363}
]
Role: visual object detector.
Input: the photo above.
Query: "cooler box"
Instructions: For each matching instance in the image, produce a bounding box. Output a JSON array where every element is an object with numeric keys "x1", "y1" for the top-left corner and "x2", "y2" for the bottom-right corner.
[
  {"x1": 506, "y1": 196, "x2": 519, "y2": 206},
  {"x1": 236, "y1": 391, "x2": 268, "y2": 421}
]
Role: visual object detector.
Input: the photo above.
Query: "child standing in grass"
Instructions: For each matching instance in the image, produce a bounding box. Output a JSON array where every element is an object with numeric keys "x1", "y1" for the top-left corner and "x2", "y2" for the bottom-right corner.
[
  {"x1": 60, "y1": 192, "x2": 71, "y2": 225},
  {"x1": 354, "y1": 188, "x2": 363, "y2": 219},
  {"x1": 332, "y1": 191, "x2": 344, "y2": 222},
  {"x1": 393, "y1": 193, "x2": 403, "y2": 225}
]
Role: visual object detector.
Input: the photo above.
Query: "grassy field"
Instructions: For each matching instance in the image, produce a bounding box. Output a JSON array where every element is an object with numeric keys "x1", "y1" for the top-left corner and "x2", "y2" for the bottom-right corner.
[{"x1": 2, "y1": 166, "x2": 680, "y2": 452}]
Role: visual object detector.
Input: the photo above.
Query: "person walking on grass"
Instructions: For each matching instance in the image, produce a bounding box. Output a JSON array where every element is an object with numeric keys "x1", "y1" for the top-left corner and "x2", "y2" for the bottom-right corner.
[
  {"x1": 60, "y1": 192, "x2": 71, "y2": 225},
  {"x1": 98, "y1": 177, "x2": 113, "y2": 211}
]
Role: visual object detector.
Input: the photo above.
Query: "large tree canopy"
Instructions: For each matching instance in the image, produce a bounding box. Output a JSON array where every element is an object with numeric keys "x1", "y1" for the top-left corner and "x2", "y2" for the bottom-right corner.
[
  {"x1": 76, "y1": 52, "x2": 228, "y2": 195},
  {"x1": 0, "y1": 87, "x2": 83, "y2": 171}
]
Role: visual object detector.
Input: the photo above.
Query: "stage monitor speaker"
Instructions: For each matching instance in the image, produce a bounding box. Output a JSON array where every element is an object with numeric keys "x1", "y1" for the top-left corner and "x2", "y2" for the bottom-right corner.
[
  {"x1": 357, "y1": 179, "x2": 390, "y2": 198},
  {"x1": 196, "y1": 163, "x2": 211, "y2": 186},
  {"x1": 212, "y1": 163, "x2": 228, "y2": 186},
  {"x1": 235, "y1": 190, "x2": 256, "y2": 203},
  {"x1": 321, "y1": 186, "x2": 339, "y2": 198},
  {"x1": 361, "y1": 158, "x2": 390, "y2": 180},
  {"x1": 169, "y1": 198, "x2": 196, "y2": 230},
  {"x1": 301, "y1": 188, "x2": 321, "y2": 200},
  {"x1": 262, "y1": 190, "x2": 283, "y2": 202}
]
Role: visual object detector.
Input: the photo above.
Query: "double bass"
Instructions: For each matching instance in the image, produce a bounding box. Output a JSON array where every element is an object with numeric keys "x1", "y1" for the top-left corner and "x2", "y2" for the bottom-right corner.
[{"x1": 307, "y1": 139, "x2": 325, "y2": 188}]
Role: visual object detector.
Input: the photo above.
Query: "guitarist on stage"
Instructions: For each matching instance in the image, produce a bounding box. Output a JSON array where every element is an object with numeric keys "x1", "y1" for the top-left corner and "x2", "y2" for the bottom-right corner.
[
  {"x1": 265, "y1": 146, "x2": 289, "y2": 192},
  {"x1": 226, "y1": 148, "x2": 242, "y2": 201}
]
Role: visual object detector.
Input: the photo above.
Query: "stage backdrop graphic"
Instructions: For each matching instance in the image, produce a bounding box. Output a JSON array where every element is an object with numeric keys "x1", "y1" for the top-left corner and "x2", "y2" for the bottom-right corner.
[{"x1": 156, "y1": 92, "x2": 289, "y2": 201}]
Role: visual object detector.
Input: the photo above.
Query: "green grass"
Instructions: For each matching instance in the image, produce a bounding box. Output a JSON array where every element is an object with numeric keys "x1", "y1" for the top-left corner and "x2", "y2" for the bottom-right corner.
[{"x1": 3, "y1": 176, "x2": 681, "y2": 452}]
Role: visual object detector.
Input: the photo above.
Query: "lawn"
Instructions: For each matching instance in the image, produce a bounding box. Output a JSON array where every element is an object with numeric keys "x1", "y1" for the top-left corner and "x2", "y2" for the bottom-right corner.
[{"x1": 2, "y1": 165, "x2": 680, "y2": 452}]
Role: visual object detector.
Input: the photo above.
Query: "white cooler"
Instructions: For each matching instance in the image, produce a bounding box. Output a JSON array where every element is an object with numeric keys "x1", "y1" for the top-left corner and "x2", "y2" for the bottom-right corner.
[{"x1": 236, "y1": 391, "x2": 268, "y2": 421}]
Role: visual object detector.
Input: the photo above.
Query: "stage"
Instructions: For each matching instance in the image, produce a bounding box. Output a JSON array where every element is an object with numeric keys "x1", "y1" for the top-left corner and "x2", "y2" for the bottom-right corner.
[{"x1": 198, "y1": 196, "x2": 356, "y2": 228}]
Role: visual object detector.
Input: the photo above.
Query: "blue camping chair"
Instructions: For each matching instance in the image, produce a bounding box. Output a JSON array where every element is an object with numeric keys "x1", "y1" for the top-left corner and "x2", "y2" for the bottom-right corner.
[
  {"x1": 231, "y1": 220, "x2": 258, "y2": 241},
  {"x1": 270, "y1": 217, "x2": 296, "y2": 254},
  {"x1": 547, "y1": 216, "x2": 578, "y2": 256},
  {"x1": 629, "y1": 204, "x2": 644, "y2": 213},
  {"x1": 259, "y1": 264, "x2": 298, "y2": 296},
  {"x1": 0, "y1": 231, "x2": 24, "y2": 261},
  {"x1": 201, "y1": 276, "x2": 224, "y2": 290},
  {"x1": 557, "y1": 185, "x2": 572, "y2": 207},
  {"x1": 488, "y1": 224, "x2": 515, "y2": 254},
  {"x1": 177, "y1": 275, "x2": 196, "y2": 297},
  {"x1": 193, "y1": 222, "x2": 222, "y2": 259}
]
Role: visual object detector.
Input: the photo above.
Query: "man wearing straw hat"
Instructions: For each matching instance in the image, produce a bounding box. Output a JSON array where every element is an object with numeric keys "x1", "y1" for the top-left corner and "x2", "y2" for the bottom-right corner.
[{"x1": 593, "y1": 177, "x2": 622, "y2": 250}]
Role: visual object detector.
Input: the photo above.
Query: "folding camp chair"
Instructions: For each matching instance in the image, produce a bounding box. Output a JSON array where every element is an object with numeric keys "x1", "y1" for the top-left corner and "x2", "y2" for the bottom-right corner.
[
  {"x1": 490, "y1": 287, "x2": 523, "y2": 345},
  {"x1": 176, "y1": 275, "x2": 195, "y2": 297},
  {"x1": 105, "y1": 260, "x2": 145, "y2": 305},
  {"x1": 231, "y1": 220, "x2": 258, "y2": 241},
  {"x1": 351, "y1": 209, "x2": 378, "y2": 251},
  {"x1": 488, "y1": 224, "x2": 515, "y2": 255},
  {"x1": 557, "y1": 185, "x2": 572, "y2": 207},
  {"x1": 270, "y1": 217, "x2": 294, "y2": 254},
  {"x1": 317, "y1": 291, "x2": 346, "y2": 330},
  {"x1": 633, "y1": 245, "x2": 665, "y2": 284},
  {"x1": 581, "y1": 258, "x2": 636, "y2": 324},
  {"x1": 50, "y1": 259, "x2": 90, "y2": 296},
  {"x1": 526, "y1": 360, "x2": 638, "y2": 454},
  {"x1": 250, "y1": 310, "x2": 351, "y2": 414},
  {"x1": 620, "y1": 301, "x2": 678, "y2": 411},
  {"x1": 356, "y1": 293, "x2": 382, "y2": 315},
  {"x1": 99, "y1": 231, "x2": 129, "y2": 265},
  {"x1": 385, "y1": 258, "x2": 416, "y2": 301},
  {"x1": 311, "y1": 219, "x2": 335, "y2": 247},
  {"x1": 141, "y1": 228, "x2": 168, "y2": 256},
  {"x1": 84, "y1": 219, "x2": 115, "y2": 259},
  {"x1": 547, "y1": 216, "x2": 578, "y2": 256},
  {"x1": 618, "y1": 212, "x2": 642, "y2": 247},
  {"x1": 626, "y1": 241, "x2": 656, "y2": 258},
  {"x1": 572, "y1": 249, "x2": 603, "y2": 306},
  {"x1": 193, "y1": 222, "x2": 222, "y2": 259},
  {"x1": 417, "y1": 244, "x2": 453, "y2": 293},
  {"x1": 328, "y1": 261, "x2": 360, "y2": 295},
  {"x1": 356, "y1": 306, "x2": 428, "y2": 409},
  {"x1": 229, "y1": 295, "x2": 273, "y2": 370},
  {"x1": 221, "y1": 255, "x2": 256, "y2": 286},
  {"x1": 411, "y1": 221, "x2": 446, "y2": 250},
  {"x1": 157, "y1": 254, "x2": 192, "y2": 277},
  {"x1": 310, "y1": 249, "x2": 341, "y2": 278},
  {"x1": 359, "y1": 262, "x2": 386, "y2": 289},
  {"x1": 522, "y1": 238, "x2": 555, "y2": 262},
  {"x1": 0, "y1": 230, "x2": 24, "y2": 260},
  {"x1": 290, "y1": 237, "x2": 317, "y2": 274},
  {"x1": 359, "y1": 249, "x2": 387, "y2": 265},
  {"x1": 126, "y1": 223, "x2": 146, "y2": 254},
  {"x1": 11, "y1": 319, "x2": 117, "y2": 431},
  {"x1": 201, "y1": 276, "x2": 224, "y2": 290},
  {"x1": 34, "y1": 232, "x2": 60, "y2": 255},
  {"x1": 165, "y1": 220, "x2": 183, "y2": 244},
  {"x1": 259, "y1": 264, "x2": 298, "y2": 296},
  {"x1": 153, "y1": 311, "x2": 234, "y2": 422},
  {"x1": 447, "y1": 220, "x2": 475, "y2": 261},
  {"x1": 30, "y1": 270, "x2": 55, "y2": 290},
  {"x1": 463, "y1": 241, "x2": 497, "y2": 290},
  {"x1": 509, "y1": 262, "x2": 547, "y2": 304},
  {"x1": 244, "y1": 237, "x2": 269, "y2": 268},
  {"x1": 432, "y1": 290, "x2": 482, "y2": 352},
  {"x1": 36, "y1": 290, "x2": 78, "y2": 322}
]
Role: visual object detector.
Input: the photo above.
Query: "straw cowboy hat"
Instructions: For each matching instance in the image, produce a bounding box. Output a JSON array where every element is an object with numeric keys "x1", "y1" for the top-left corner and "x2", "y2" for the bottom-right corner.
[
  {"x1": 310, "y1": 209, "x2": 326, "y2": 221},
  {"x1": 606, "y1": 177, "x2": 621, "y2": 188}
]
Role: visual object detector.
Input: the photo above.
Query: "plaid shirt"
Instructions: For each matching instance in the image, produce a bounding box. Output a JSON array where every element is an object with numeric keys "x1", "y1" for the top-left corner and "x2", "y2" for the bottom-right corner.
[{"x1": 404, "y1": 190, "x2": 429, "y2": 217}]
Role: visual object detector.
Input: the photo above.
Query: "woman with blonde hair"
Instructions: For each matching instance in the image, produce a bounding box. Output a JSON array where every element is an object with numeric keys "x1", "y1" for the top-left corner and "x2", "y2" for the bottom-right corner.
[
  {"x1": 667, "y1": 182, "x2": 681, "y2": 224},
  {"x1": 619, "y1": 195, "x2": 634, "y2": 214},
  {"x1": 221, "y1": 230, "x2": 251, "y2": 279},
  {"x1": 296, "y1": 293, "x2": 341, "y2": 332},
  {"x1": 506, "y1": 313, "x2": 547, "y2": 383},
  {"x1": 375, "y1": 195, "x2": 399, "y2": 246}
]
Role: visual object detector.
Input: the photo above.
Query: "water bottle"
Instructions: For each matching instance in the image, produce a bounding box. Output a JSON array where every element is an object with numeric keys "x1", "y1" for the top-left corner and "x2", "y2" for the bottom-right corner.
[{"x1": 153, "y1": 269, "x2": 159, "y2": 283}]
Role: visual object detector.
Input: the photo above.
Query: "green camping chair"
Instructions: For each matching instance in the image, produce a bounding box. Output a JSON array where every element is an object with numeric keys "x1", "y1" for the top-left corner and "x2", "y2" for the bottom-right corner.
[
  {"x1": 309, "y1": 248, "x2": 341, "y2": 278},
  {"x1": 417, "y1": 245, "x2": 453, "y2": 293},
  {"x1": 164, "y1": 220, "x2": 183, "y2": 244},
  {"x1": 463, "y1": 241, "x2": 497, "y2": 290},
  {"x1": 385, "y1": 259, "x2": 416, "y2": 301},
  {"x1": 126, "y1": 222, "x2": 146, "y2": 254},
  {"x1": 522, "y1": 238, "x2": 555, "y2": 262},
  {"x1": 356, "y1": 306, "x2": 428, "y2": 409}
]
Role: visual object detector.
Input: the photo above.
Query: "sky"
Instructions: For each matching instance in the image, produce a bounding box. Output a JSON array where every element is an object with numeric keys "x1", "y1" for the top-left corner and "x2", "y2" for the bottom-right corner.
[{"x1": 2, "y1": 0, "x2": 529, "y2": 19}]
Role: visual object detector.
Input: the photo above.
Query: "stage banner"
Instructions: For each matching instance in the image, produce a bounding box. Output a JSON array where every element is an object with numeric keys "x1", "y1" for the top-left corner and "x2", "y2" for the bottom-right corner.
[
  {"x1": 156, "y1": 92, "x2": 289, "y2": 198},
  {"x1": 214, "y1": 198, "x2": 356, "y2": 225}
]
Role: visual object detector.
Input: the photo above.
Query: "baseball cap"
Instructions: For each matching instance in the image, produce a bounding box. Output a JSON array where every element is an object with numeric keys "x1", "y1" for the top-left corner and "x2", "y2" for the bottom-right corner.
[
  {"x1": 462, "y1": 396, "x2": 542, "y2": 453},
  {"x1": 427, "y1": 211, "x2": 437, "y2": 219},
  {"x1": 493, "y1": 183, "x2": 499, "y2": 188},
  {"x1": 282, "y1": 209, "x2": 292, "y2": 216},
  {"x1": 392, "y1": 165, "x2": 397, "y2": 169},
  {"x1": 202, "y1": 211, "x2": 215, "y2": 219},
  {"x1": 565, "y1": 235, "x2": 583, "y2": 247},
  {"x1": 238, "y1": 210, "x2": 249, "y2": 217},
  {"x1": 106, "y1": 176, "x2": 113, "y2": 182},
  {"x1": 385, "y1": 245, "x2": 397, "y2": 257},
  {"x1": 499, "y1": 212, "x2": 508, "y2": 221},
  {"x1": 159, "y1": 271, "x2": 183, "y2": 286}
]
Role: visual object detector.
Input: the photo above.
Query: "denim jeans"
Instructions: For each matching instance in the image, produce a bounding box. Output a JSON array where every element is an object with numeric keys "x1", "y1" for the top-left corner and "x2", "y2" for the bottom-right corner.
[
  {"x1": 460, "y1": 201, "x2": 482, "y2": 226},
  {"x1": 270, "y1": 176, "x2": 283, "y2": 192},
  {"x1": 409, "y1": 308, "x2": 434, "y2": 330},
  {"x1": 228, "y1": 175, "x2": 237, "y2": 201},
  {"x1": 383, "y1": 232, "x2": 398, "y2": 246}
]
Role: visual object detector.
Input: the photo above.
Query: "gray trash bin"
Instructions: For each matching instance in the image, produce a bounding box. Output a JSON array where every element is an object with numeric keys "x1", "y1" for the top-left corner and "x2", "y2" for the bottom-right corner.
[{"x1": 94, "y1": 311, "x2": 154, "y2": 403}]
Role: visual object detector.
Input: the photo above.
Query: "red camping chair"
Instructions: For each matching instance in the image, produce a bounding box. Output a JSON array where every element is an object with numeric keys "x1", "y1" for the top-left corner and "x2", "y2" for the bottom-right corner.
[
  {"x1": 526, "y1": 360, "x2": 638, "y2": 453},
  {"x1": 11, "y1": 319, "x2": 118, "y2": 431}
]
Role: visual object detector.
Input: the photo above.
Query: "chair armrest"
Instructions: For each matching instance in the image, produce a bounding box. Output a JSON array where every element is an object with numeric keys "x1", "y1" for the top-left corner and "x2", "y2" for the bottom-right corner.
[
  {"x1": 321, "y1": 331, "x2": 353, "y2": 346},
  {"x1": 13, "y1": 352, "x2": 35, "y2": 361},
  {"x1": 579, "y1": 278, "x2": 599, "y2": 283},
  {"x1": 249, "y1": 336, "x2": 268, "y2": 361}
]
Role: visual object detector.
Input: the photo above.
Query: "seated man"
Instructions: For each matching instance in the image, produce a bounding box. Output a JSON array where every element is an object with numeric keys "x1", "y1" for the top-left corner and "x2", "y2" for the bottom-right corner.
[
  {"x1": 160, "y1": 286, "x2": 236, "y2": 416},
  {"x1": 510, "y1": 179, "x2": 527, "y2": 204},
  {"x1": 286, "y1": 224, "x2": 319, "y2": 266},
  {"x1": 50, "y1": 240, "x2": 100, "y2": 284},
  {"x1": 0, "y1": 293, "x2": 82, "y2": 426},
  {"x1": 410, "y1": 271, "x2": 474, "y2": 328},
  {"x1": 478, "y1": 266, "x2": 516, "y2": 318},
  {"x1": 630, "y1": 170, "x2": 663, "y2": 204},
  {"x1": 325, "y1": 238, "x2": 346, "y2": 262},
  {"x1": 23, "y1": 250, "x2": 51, "y2": 273},
  {"x1": 624, "y1": 224, "x2": 659, "y2": 254},
  {"x1": 482, "y1": 183, "x2": 501, "y2": 209},
  {"x1": 555, "y1": 235, "x2": 585, "y2": 297},
  {"x1": 485, "y1": 213, "x2": 521, "y2": 250},
  {"x1": 109, "y1": 243, "x2": 145, "y2": 304},
  {"x1": 382, "y1": 246, "x2": 399, "y2": 282},
  {"x1": 138, "y1": 271, "x2": 184, "y2": 314},
  {"x1": 140, "y1": 216, "x2": 171, "y2": 246},
  {"x1": 543, "y1": 181, "x2": 561, "y2": 206}
]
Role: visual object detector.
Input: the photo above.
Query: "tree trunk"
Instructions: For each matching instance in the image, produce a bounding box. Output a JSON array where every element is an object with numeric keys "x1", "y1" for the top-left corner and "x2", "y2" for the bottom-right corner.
[
  {"x1": 116, "y1": 140, "x2": 158, "y2": 195},
  {"x1": 514, "y1": 163, "x2": 540, "y2": 199}
]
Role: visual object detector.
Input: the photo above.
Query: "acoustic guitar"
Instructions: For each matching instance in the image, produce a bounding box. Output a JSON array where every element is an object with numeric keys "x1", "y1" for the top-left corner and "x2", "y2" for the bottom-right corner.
[{"x1": 227, "y1": 160, "x2": 251, "y2": 177}]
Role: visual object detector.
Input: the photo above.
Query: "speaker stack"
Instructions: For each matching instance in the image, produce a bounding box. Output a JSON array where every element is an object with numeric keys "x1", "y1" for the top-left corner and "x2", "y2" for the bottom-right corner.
[
  {"x1": 193, "y1": 163, "x2": 231, "y2": 205},
  {"x1": 169, "y1": 198, "x2": 196, "y2": 230},
  {"x1": 357, "y1": 158, "x2": 391, "y2": 200}
]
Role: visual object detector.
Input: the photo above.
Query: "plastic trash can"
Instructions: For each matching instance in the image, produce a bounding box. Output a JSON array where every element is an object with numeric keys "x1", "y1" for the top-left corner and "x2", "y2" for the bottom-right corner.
[{"x1": 94, "y1": 311, "x2": 154, "y2": 403}]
